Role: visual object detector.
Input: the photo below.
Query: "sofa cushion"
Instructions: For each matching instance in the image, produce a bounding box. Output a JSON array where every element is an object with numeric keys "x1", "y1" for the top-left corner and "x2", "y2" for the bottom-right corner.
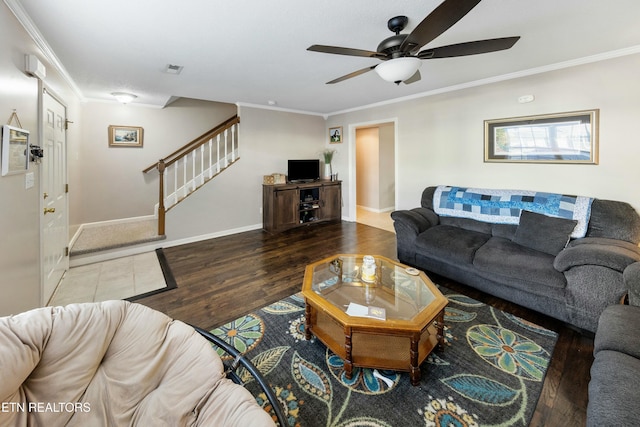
[
  {"x1": 473, "y1": 237, "x2": 567, "y2": 292},
  {"x1": 415, "y1": 225, "x2": 491, "y2": 265},
  {"x1": 587, "y1": 350, "x2": 640, "y2": 427},
  {"x1": 588, "y1": 199, "x2": 640, "y2": 243},
  {"x1": 421, "y1": 186, "x2": 437, "y2": 210},
  {"x1": 491, "y1": 223, "x2": 518, "y2": 240},
  {"x1": 513, "y1": 210, "x2": 577, "y2": 256},
  {"x1": 593, "y1": 304, "x2": 640, "y2": 359},
  {"x1": 439, "y1": 216, "x2": 493, "y2": 234}
]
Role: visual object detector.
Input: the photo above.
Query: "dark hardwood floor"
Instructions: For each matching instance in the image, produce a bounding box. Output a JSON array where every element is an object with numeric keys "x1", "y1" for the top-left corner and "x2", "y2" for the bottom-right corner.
[{"x1": 137, "y1": 221, "x2": 592, "y2": 427}]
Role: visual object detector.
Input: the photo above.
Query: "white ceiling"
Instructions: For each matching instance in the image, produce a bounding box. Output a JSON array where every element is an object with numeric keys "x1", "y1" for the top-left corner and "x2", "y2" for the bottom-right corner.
[{"x1": 10, "y1": 0, "x2": 640, "y2": 115}]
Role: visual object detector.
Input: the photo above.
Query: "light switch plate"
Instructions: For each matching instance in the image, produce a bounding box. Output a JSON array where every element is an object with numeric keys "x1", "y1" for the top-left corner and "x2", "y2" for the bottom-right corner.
[{"x1": 25, "y1": 172, "x2": 35, "y2": 189}]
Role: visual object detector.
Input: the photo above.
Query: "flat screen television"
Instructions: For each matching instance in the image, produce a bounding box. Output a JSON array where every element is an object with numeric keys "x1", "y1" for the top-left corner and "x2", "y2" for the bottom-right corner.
[{"x1": 287, "y1": 159, "x2": 320, "y2": 183}]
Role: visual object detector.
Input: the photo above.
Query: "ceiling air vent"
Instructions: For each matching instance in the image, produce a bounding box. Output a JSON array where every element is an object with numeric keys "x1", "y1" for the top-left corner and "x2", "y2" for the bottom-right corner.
[{"x1": 164, "y1": 64, "x2": 184, "y2": 75}]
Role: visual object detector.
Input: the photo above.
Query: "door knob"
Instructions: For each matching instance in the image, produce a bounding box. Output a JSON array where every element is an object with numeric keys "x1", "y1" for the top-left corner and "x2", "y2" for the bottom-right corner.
[{"x1": 44, "y1": 207, "x2": 56, "y2": 214}]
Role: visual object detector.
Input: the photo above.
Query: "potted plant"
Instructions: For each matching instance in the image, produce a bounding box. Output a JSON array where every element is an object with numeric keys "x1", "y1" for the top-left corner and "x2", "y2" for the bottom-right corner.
[{"x1": 321, "y1": 149, "x2": 336, "y2": 179}]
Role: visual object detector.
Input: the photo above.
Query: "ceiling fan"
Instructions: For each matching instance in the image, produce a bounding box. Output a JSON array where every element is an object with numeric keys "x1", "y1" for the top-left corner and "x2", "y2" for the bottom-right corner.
[{"x1": 307, "y1": 0, "x2": 520, "y2": 85}]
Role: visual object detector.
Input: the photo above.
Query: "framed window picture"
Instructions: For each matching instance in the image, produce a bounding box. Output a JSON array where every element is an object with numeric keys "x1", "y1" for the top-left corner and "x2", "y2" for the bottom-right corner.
[
  {"x1": 108, "y1": 125, "x2": 144, "y2": 147},
  {"x1": 484, "y1": 110, "x2": 598, "y2": 164},
  {"x1": 1, "y1": 124, "x2": 30, "y2": 176},
  {"x1": 329, "y1": 126, "x2": 342, "y2": 144}
]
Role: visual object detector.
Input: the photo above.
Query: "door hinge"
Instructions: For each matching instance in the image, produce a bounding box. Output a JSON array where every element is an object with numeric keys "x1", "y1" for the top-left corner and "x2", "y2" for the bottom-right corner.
[
  {"x1": 65, "y1": 183, "x2": 69, "y2": 193},
  {"x1": 65, "y1": 247, "x2": 69, "y2": 257}
]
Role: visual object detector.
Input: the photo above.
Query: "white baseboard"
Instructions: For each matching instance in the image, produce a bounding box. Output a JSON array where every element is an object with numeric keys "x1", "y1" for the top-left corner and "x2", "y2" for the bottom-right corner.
[
  {"x1": 356, "y1": 205, "x2": 395, "y2": 214},
  {"x1": 163, "y1": 223, "x2": 264, "y2": 249}
]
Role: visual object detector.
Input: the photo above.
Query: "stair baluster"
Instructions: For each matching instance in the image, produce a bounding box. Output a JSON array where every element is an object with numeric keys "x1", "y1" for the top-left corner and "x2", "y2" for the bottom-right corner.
[{"x1": 143, "y1": 115, "x2": 240, "y2": 236}]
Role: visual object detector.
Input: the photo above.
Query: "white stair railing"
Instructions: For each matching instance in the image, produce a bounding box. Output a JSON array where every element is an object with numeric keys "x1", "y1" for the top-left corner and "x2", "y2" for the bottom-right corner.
[{"x1": 143, "y1": 115, "x2": 240, "y2": 235}]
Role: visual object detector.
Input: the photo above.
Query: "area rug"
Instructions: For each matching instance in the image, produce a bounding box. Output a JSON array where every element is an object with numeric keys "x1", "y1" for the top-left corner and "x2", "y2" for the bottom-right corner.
[{"x1": 210, "y1": 287, "x2": 558, "y2": 427}]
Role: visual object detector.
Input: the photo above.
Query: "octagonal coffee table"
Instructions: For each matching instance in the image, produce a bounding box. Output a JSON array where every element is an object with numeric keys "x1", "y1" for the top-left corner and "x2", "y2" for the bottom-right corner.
[{"x1": 301, "y1": 254, "x2": 448, "y2": 385}]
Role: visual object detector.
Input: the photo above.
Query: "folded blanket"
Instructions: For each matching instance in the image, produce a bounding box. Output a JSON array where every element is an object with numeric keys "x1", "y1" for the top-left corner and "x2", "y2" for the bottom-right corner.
[{"x1": 433, "y1": 186, "x2": 593, "y2": 238}]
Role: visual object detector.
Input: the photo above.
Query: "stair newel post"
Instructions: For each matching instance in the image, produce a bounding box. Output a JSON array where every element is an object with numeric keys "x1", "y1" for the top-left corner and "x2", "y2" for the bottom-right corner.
[{"x1": 158, "y1": 159, "x2": 166, "y2": 236}]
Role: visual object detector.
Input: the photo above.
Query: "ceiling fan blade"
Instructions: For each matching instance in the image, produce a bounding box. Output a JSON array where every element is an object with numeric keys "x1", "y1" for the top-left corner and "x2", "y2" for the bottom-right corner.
[
  {"x1": 418, "y1": 36, "x2": 520, "y2": 59},
  {"x1": 403, "y1": 70, "x2": 421, "y2": 85},
  {"x1": 327, "y1": 65, "x2": 377, "y2": 84},
  {"x1": 399, "y1": 0, "x2": 482, "y2": 53},
  {"x1": 308, "y1": 44, "x2": 386, "y2": 59}
]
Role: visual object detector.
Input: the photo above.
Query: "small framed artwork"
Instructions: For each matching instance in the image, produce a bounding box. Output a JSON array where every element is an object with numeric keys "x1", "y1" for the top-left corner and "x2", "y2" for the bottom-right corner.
[
  {"x1": 484, "y1": 110, "x2": 599, "y2": 164},
  {"x1": 1, "y1": 124, "x2": 30, "y2": 176},
  {"x1": 329, "y1": 126, "x2": 342, "y2": 144},
  {"x1": 108, "y1": 125, "x2": 144, "y2": 147}
]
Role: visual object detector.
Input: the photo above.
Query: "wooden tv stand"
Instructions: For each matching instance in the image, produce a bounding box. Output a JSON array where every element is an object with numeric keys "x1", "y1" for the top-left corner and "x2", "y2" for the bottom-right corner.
[{"x1": 263, "y1": 180, "x2": 341, "y2": 233}]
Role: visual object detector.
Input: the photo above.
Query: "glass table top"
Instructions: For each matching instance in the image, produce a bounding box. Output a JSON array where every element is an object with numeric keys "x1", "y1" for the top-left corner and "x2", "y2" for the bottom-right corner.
[{"x1": 307, "y1": 255, "x2": 438, "y2": 321}]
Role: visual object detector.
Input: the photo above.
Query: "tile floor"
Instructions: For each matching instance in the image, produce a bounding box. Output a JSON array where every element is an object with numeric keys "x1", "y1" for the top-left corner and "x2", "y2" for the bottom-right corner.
[
  {"x1": 49, "y1": 252, "x2": 167, "y2": 306},
  {"x1": 356, "y1": 207, "x2": 395, "y2": 233}
]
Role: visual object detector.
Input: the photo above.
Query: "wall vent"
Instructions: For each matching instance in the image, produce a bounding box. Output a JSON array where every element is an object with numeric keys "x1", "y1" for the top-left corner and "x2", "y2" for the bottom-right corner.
[{"x1": 164, "y1": 64, "x2": 184, "y2": 75}]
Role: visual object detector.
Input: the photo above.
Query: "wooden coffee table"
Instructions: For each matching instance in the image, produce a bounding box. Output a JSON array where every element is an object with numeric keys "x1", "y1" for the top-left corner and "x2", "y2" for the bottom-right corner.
[{"x1": 301, "y1": 254, "x2": 448, "y2": 385}]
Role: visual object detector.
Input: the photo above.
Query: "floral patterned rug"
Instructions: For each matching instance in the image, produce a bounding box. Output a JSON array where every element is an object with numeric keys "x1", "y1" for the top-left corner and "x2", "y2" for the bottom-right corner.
[{"x1": 209, "y1": 287, "x2": 558, "y2": 427}]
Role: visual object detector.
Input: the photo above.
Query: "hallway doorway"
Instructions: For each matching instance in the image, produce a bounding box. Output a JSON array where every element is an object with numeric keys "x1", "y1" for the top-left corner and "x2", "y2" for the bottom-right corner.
[{"x1": 353, "y1": 120, "x2": 396, "y2": 233}]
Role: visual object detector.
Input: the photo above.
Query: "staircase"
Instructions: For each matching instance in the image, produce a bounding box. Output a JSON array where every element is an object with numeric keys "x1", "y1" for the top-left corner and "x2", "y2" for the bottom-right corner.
[{"x1": 143, "y1": 115, "x2": 240, "y2": 235}]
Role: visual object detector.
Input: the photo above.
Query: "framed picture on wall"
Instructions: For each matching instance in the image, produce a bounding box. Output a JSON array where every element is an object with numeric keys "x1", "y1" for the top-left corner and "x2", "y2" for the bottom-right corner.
[
  {"x1": 484, "y1": 110, "x2": 599, "y2": 164},
  {"x1": 1, "y1": 124, "x2": 30, "y2": 176},
  {"x1": 108, "y1": 125, "x2": 144, "y2": 147},
  {"x1": 329, "y1": 126, "x2": 342, "y2": 144}
]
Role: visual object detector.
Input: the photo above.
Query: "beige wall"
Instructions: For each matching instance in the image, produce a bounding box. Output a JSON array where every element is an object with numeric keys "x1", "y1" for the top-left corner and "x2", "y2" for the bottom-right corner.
[
  {"x1": 355, "y1": 127, "x2": 379, "y2": 209},
  {"x1": 328, "y1": 54, "x2": 640, "y2": 218},
  {"x1": 378, "y1": 123, "x2": 395, "y2": 211},
  {"x1": 75, "y1": 102, "x2": 326, "y2": 243},
  {"x1": 0, "y1": 3, "x2": 81, "y2": 315},
  {"x1": 164, "y1": 106, "x2": 326, "y2": 241},
  {"x1": 73, "y1": 99, "x2": 236, "y2": 226},
  {"x1": 3, "y1": 0, "x2": 640, "y2": 317}
]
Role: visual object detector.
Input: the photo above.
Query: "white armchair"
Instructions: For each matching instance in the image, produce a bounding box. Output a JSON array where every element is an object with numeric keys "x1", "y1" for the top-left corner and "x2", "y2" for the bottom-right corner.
[{"x1": 0, "y1": 300, "x2": 282, "y2": 426}]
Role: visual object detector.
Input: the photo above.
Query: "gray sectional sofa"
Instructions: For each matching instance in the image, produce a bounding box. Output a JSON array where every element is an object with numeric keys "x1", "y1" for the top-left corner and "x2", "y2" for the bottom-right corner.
[
  {"x1": 587, "y1": 261, "x2": 640, "y2": 425},
  {"x1": 587, "y1": 305, "x2": 640, "y2": 424},
  {"x1": 391, "y1": 185, "x2": 640, "y2": 332}
]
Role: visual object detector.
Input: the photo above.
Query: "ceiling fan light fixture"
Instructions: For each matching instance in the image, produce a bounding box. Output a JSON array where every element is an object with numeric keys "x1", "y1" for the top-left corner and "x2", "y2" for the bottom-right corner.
[
  {"x1": 374, "y1": 57, "x2": 421, "y2": 83},
  {"x1": 111, "y1": 92, "x2": 137, "y2": 104}
]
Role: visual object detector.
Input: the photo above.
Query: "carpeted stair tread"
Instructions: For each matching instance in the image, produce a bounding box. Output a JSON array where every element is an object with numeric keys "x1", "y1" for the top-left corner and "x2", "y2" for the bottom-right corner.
[{"x1": 70, "y1": 220, "x2": 165, "y2": 256}]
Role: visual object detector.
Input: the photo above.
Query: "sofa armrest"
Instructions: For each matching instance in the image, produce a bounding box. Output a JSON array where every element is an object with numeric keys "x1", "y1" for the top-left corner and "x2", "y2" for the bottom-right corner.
[
  {"x1": 593, "y1": 304, "x2": 640, "y2": 359},
  {"x1": 391, "y1": 208, "x2": 438, "y2": 265},
  {"x1": 554, "y1": 238, "x2": 640, "y2": 273},
  {"x1": 624, "y1": 262, "x2": 640, "y2": 306},
  {"x1": 390, "y1": 208, "x2": 438, "y2": 235}
]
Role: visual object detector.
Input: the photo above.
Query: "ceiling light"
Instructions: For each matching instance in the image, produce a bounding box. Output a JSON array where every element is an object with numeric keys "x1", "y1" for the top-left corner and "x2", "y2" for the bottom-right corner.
[
  {"x1": 111, "y1": 92, "x2": 137, "y2": 104},
  {"x1": 375, "y1": 57, "x2": 421, "y2": 84}
]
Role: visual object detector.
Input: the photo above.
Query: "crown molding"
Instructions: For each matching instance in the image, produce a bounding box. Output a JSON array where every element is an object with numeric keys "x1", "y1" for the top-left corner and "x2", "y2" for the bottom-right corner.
[
  {"x1": 236, "y1": 102, "x2": 327, "y2": 119},
  {"x1": 4, "y1": 0, "x2": 85, "y2": 101},
  {"x1": 327, "y1": 44, "x2": 640, "y2": 117},
  {"x1": 6, "y1": 0, "x2": 640, "y2": 119}
]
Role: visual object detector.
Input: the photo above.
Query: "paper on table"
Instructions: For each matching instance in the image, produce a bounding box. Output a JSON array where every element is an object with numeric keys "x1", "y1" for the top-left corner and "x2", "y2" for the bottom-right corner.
[{"x1": 346, "y1": 302, "x2": 386, "y2": 320}]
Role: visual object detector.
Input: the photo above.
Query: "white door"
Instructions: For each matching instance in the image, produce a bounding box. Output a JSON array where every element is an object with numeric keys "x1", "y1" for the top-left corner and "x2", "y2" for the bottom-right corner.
[{"x1": 41, "y1": 88, "x2": 68, "y2": 304}]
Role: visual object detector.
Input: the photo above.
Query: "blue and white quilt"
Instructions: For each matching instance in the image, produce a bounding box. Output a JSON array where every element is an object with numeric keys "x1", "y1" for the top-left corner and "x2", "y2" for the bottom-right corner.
[{"x1": 433, "y1": 186, "x2": 593, "y2": 238}]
